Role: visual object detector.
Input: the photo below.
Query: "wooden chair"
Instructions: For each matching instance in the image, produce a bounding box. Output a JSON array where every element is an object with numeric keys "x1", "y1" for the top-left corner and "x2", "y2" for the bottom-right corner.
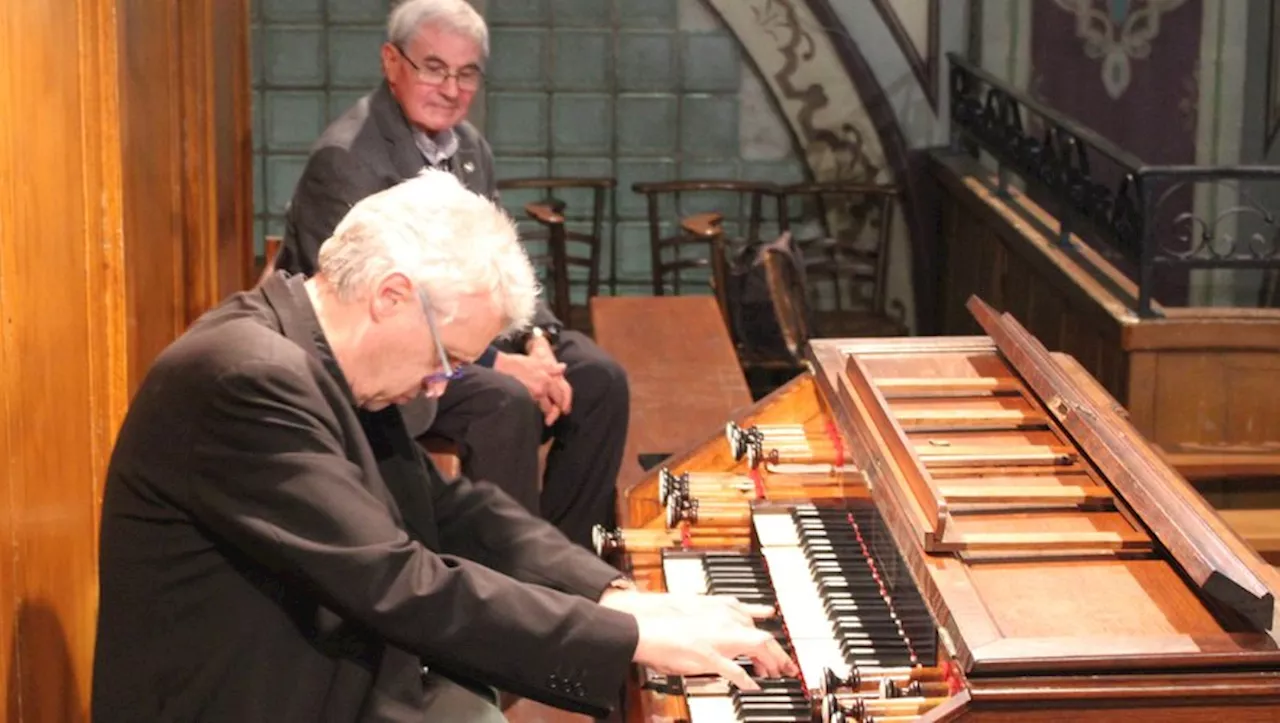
[
  {"x1": 496, "y1": 177, "x2": 615, "y2": 333},
  {"x1": 760, "y1": 232, "x2": 812, "y2": 363},
  {"x1": 630, "y1": 180, "x2": 780, "y2": 330},
  {"x1": 256, "y1": 235, "x2": 282, "y2": 286},
  {"x1": 776, "y1": 181, "x2": 908, "y2": 337}
]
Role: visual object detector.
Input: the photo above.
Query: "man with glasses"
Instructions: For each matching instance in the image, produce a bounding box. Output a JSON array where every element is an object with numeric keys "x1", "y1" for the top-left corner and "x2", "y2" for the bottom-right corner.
[
  {"x1": 94, "y1": 171, "x2": 795, "y2": 722},
  {"x1": 274, "y1": 0, "x2": 628, "y2": 553}
]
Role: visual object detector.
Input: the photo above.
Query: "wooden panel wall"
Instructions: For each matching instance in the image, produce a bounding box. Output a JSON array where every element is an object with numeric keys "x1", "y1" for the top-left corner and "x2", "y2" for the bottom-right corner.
[
  {"x1": 118, "y1": 0, "x2": 186, "y2": 393},
  {"x1": 119, "y1": 0, "x2": 253, "y2": 390},
  {"x1": 0, "y1": 1, "x2": 251, "y2": 720},
  {"x1": 0, "y1": 2, "x2": 126, "y2": 719},
  {"x1": 935, "y1": 158, "x2": 1129, "y2": 399}
]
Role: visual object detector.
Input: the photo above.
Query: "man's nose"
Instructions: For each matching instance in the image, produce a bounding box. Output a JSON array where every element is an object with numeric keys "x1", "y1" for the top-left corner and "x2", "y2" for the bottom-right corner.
[{"x1": 436, "y1": 76, "x2": 459, "y2": 100}]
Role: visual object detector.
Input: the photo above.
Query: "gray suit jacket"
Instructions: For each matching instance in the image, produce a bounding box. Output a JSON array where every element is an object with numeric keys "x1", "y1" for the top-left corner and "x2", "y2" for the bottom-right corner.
[
  {"x1": 278, "y1": 82, "x2": 500, "y2": 278},
  {"x1": 92, "y1": 273, "x2": 636, "y2": 722}
]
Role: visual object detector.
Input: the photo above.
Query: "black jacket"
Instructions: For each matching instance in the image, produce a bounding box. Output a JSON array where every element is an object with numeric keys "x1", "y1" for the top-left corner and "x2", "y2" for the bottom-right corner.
[{"x1": 92, "y1": 273, "x2": 636, "y2": 722}]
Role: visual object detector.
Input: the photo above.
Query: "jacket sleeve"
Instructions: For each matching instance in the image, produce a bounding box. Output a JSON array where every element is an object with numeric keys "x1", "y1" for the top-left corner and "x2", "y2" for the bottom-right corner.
[
  {"x1": 186, "y1": 359, "x2": 637, "y2": 716},
  {"x1": 276, "y1": 147, "x2": 386, "y2": 277},
  {"x1": 424, "y1": 453, "x2": 626, "y2": 600}
]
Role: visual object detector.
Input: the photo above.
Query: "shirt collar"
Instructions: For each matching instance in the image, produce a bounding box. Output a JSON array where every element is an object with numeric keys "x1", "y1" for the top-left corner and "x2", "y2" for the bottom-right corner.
[{"x1": 412, "y1": 126, "x2": 459, "y2": 168}]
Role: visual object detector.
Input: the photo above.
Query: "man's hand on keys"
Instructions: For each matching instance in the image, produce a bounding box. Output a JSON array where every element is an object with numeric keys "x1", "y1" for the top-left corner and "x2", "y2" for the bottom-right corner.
[{"x1": 599, "y1": 589, "x2": 798, "y2": 689}]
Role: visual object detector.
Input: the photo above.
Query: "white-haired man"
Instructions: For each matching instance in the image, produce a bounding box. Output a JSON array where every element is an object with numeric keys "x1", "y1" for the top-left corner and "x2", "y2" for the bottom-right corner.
[
  {"x1": 92, "y1": 172, "x2": 794, "y2": 722},
  {"x1": 274, "y1": 0, "x2": 626, "y2": 550}
]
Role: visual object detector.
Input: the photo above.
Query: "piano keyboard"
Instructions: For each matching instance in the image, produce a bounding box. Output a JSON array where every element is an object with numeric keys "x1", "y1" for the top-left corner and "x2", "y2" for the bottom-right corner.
[
  {"x1": 753, "y1": 504, "x2": 935, "y2": 687},
  {"x1": 663, "y1": 551, "x2": 793, "y2": 671},
  {"x1": 685, "y1": 678, "x2": 812, "y2": 723},
  {"x1": 661, "y1": 503, "x2": 938, "y2": 722},
  {"x1": 664, "y1": 551, "x2": 810, "y2": 722}
]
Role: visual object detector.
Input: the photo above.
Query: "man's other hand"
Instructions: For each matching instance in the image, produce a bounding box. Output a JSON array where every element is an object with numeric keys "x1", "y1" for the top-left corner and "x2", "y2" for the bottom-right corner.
[{"x1": 493, "y1": 351, "x2": 570, "y2": 424}]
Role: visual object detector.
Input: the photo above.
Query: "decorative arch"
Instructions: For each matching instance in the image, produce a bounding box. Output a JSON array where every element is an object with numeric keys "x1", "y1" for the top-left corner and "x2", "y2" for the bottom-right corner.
[{"x1": 704, "y1": 0, "x2": 941, "y2": 332}]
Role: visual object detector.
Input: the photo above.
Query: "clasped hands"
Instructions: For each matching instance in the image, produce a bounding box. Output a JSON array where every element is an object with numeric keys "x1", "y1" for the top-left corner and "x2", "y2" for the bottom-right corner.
[
  {"x1": 494, "y1": 334, "x2": 572, "y2": 424},
  {"x1": 598, "y1": 588, "x2": 798, "y2": 691}
]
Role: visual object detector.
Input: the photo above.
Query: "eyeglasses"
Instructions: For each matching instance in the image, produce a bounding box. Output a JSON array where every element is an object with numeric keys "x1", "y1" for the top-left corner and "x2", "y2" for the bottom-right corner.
[
  {"x1": 395, "y1": 45, "x2": 485, "y2": 92},
  {"x1": 417, "y1": 288, "x2": 465, "y2": 385}
]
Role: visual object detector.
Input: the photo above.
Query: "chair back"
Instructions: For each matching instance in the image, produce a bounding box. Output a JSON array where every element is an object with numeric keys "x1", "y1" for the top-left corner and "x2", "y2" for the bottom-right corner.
[
  {"x1": 776, "y1": 182, "x2": 906, "y2": 336},
  {"x1": 629, "y1": 180, "x2": 780, "y2": 327},
  {"x1": 496, "y1": 177, "x2": 615, "y2": 330},
  {"x1": 761, "y1": 233, "x2": 812, "y2": 359},
  {"x1": 257, "y1": 235, "x2": 282, "y2": 287}
]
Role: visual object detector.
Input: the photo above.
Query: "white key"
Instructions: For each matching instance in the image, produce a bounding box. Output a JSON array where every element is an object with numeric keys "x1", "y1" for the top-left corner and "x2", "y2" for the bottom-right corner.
[
  {"x1": 663, "y1": 555, "x2": 710, "y2": 595},
  {"x1": 686, "y1": 695, "x2": 737, "y2": 722},
  {"x1": 760, "y1": 546, "x2": 850, "y2": 686},
  {"x1": 752, "y1": 509, "x2": 801, "y2": 547}
]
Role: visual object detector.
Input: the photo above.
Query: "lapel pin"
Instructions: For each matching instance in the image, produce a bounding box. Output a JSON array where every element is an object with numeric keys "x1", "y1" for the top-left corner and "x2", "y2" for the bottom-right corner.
[{"x1": 462, "y1": 161, "x2": 475, "y2": 173}]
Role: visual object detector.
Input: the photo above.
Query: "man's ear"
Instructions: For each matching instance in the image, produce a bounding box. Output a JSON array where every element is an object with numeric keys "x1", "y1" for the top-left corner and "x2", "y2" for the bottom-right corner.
[
  {"x1": 370, "y1": 272, "x2": 415, "y2": 322},
  {"x1": 379, "y1": 42, "x2": 398, "y2": 82}
]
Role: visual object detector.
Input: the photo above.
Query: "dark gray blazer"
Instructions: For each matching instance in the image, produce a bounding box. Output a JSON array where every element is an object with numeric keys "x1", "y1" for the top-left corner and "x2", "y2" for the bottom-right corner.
[
  {"x1": 92, "y1": 273, "x2": 636, "y2": 722},
  {"x1": 277, "y1": 82, "x2": 499, "y2": 278}
]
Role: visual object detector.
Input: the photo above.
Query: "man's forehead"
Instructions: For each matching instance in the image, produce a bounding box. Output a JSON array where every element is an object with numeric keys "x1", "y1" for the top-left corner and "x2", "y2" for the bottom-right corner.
[{"x1": 407, "y1": 24, "x2": 483, "y2": 63}]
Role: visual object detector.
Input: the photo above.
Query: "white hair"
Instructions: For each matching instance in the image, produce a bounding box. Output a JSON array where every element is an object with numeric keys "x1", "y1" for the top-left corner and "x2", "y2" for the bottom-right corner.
[
  {"x1": 388, "y1": 0, "x2": 489, "y2": 59},
  {"x1": 317, "y1": 170, "x2": 538, "y2": 334}
]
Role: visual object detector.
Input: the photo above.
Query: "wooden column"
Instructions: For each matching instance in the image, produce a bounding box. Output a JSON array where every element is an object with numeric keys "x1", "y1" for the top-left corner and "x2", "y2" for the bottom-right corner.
[
  {"x1": 118, "y1": 0, "x2": 253, "y2": 390},
  {"x1": 0, "y1": 1, "x2": 251, "y2": 720}
]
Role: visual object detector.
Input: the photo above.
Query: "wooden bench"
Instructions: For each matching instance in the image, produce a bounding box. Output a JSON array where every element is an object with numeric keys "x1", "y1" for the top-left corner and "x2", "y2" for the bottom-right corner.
[{"x1": 590, "y1": 295, "x2": 753, "y2": 495}]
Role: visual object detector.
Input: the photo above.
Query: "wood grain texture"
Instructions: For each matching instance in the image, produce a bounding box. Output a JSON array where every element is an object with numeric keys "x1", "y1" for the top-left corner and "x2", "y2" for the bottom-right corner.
[
  {"x1": 591, "y1": 296, "x2": 752, "y2": 496},
  {"x1": 0, "y1": 1, "x2": 127, "y2": 718},
  {"x1": 0, "y1": 1, "x2": 250, "y2": 720},
  {"x1": 970, "y1": 296, "x2": 1280, "y2": 636},
  {"x1": 118, "y1": 0, "x2": 253, "y2": 390}
]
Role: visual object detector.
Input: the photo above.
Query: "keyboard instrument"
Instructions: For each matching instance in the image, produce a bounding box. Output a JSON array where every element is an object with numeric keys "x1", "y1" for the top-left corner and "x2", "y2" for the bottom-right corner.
[{"x1": 599, "y1": 297, "x2": 1280, "y2": 722}]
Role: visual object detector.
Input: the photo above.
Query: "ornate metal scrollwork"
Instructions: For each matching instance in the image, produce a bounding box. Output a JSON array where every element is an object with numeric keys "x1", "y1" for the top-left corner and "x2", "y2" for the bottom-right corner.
[
  {"x1": 1149, "y1": 182, "x2": 1280, "y2": 261},
  {"x1": 949, "y1": 56, "x2": 1145, "y2": 262},
  {"x1": 947, "y1": 52, "x2": 1280, "y2": 316}
]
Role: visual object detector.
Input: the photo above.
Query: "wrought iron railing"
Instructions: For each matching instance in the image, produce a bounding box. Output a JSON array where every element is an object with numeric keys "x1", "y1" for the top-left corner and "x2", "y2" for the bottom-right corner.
[{"x1": 947, "y1": 52, "x2": 1280, "y2": 317}]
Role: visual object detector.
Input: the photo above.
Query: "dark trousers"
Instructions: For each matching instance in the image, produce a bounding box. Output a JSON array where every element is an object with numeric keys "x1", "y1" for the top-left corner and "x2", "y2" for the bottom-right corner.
[
  {"x1": 421, "y1": 673, "x2": 505, "y2": 722},
  {"x1": 423, "y1": 331, "x2": 628, "y2": 548}
]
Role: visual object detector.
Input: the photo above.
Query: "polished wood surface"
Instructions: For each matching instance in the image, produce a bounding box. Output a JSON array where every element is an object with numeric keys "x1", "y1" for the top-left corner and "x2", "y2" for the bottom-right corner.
[
  {"x1": 931, "y1": 151, "x2": 1280, "y2": 568},
  {"x1": 0, "y1": 3, "x2": 125, "y2": 718},
  {"x1": 591, "y1": 296, "x2": 752, "y2": 495},
  {"x1": 970, "y1": 297, "x2": 1280, "y2": 630},
  {"x1": 0, "y1": 2, "x2": 251, "y2": 720},
  {"x1": 119, "y1": 0, "x2": 253, "y2": 389},
  {"x1": 810, "y1": 325, "x2": 1280, "y2": 715}
]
